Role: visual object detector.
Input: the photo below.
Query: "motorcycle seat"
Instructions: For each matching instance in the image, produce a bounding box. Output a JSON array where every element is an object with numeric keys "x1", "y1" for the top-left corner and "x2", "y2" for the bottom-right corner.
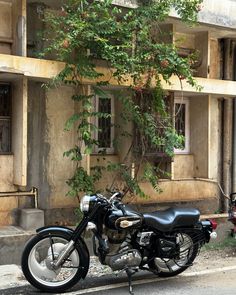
[{"x1": 143, "y1": 208, "x2": 200, "y2": 231}]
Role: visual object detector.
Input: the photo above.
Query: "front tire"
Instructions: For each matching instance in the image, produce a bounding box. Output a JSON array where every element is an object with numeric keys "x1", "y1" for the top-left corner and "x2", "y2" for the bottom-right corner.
[
  {"x1": 21, "y1": 232, "x2": 87, "y2": 293},
  {"x1": 149, "y1": 230, "x2": 200, "y2": 278}
]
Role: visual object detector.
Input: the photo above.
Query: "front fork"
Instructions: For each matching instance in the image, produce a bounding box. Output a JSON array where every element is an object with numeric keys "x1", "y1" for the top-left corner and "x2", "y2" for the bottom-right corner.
[{"x1": 52, "y1": 204, "x2": 101, "y2": 269}]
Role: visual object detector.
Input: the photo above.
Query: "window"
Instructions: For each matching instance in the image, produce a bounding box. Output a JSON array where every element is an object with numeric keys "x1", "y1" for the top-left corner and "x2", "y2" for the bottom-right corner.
[
  {"x1": 174, "y1": 98, "x2": 190, "y2": 154},
  {"x1": 0, "y1": 84, "x2": 11, "y2": 154},
  {"x1": 94, "y1": 95, "x2": 115, "y2": 154}
]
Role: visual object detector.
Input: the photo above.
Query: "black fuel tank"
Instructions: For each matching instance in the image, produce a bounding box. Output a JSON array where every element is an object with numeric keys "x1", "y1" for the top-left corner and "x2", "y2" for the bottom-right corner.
[{"x1": 105, "y1": 205, "x2": 143, "y2": 230}]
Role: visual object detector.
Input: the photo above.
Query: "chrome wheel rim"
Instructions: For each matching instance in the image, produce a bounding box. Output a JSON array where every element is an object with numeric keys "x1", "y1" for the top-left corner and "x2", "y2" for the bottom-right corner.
[
  {"x1": 28, "y1": 236, "x2": 79, "y2": 287},
  {"x1": 154, "y1": 233, "x2": 194, "y2": 273}
]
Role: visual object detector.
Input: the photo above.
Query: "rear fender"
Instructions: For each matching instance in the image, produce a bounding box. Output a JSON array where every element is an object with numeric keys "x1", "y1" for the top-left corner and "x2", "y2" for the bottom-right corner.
[{"x1": 36, "y1": 226, "x2": 89, "y2": 279}]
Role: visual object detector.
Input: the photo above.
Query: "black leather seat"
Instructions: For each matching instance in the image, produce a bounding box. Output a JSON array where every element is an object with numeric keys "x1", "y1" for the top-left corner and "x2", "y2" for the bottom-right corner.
[{"x1": 143, "y1": 208, "x2": 200, "y2": 231}]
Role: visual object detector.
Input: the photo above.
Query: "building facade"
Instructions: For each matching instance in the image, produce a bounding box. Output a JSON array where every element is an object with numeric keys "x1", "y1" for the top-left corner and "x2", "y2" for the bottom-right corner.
[{"x1": 0, "y1": 0, "x2": 236, "y2": 226}]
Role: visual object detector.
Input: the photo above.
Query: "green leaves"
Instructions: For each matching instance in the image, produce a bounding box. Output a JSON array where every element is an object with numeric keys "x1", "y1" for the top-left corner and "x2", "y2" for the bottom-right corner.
[{"x1": 42, "y1": 0, "x2": 203, "y2": 201}]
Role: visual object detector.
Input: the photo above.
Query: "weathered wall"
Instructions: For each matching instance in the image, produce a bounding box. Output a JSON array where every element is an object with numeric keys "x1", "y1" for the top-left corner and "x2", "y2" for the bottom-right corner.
[
  {"x1": 27, "y1": 82, "x2": 80, "y2": 224},
  {"x1": 190, "y1": 96, "x2": 209, "y2": 178},
  {"x1": 128, "y1": 179, "x2": 219, "y2": 214},
  {"x1": 0, "y1": 156, "x2": 17, "y2": 225},
  {"x1": 45, "y1": 86, "x2": 77, "y2": 210},
  {"x1": 209, "y1": 38, "x2": 221, "y2": 79},
  {"x1": 195, "y1": 32, "x2": 209, "y2": 78},
  {"x1": 173, "y1": 154, "x2": 194, "y2": 179},
  {"x1": 209, "y1": 96, "x2": 221, "y2": 179},
  {"x1": 12, "y1": 77, "x2": 27, "y2": 186},
  {"x1": 27, "y1": 81, "x2": 50, "y2": 210},
  {"x1": 0, "y1": 1, "x2": 12, "y2": 55}
]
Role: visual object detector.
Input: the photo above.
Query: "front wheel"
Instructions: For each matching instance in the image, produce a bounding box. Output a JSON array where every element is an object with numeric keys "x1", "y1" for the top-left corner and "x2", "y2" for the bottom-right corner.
[
  {"x1": 21, "y1": 233, "x2": 87, "y2": 293},
  {"x1": 149, "y1": 230, "x2": 200, "y2": 277}
]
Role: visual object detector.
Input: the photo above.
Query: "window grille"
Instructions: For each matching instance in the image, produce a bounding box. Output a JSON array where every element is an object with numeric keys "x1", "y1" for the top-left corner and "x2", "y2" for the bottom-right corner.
[
  {"x1": 94, "y1": 95, "x2": 114, "y2": 154},
  {"x1": 0, "y1": 84, "x2": 11, "y2": 153},
  {"x1": 134, "y1": 91, "x2": 173, "y2": 158},
  {"x1": 174, "y1": 98, "x2": 190, "y2": 153}
]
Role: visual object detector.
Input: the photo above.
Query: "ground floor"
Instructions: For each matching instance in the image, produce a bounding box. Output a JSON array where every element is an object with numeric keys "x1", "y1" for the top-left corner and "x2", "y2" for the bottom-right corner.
[{"x1": 0, "y1": 71, "x2": 235, "y2": 226}]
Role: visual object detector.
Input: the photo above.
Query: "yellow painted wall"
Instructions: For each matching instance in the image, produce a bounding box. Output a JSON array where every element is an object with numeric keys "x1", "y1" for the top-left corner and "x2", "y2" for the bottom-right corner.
[{"x1": 45, "y1": 86, "x2": 79, "y2": 209}]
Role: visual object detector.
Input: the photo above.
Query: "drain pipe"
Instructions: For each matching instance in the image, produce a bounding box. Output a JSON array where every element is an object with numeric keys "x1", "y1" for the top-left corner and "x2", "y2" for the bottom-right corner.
[
  {"x1": 222, "y1": 99, "x2": 233, "y2": 212},
  {"x1": 222, "y1": 39, "x2": 233, "y2": 212}
]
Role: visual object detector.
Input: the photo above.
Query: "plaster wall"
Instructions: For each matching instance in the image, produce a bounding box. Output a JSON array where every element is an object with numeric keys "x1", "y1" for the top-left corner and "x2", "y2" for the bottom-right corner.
[
  {"x1": 190, "y1": 96, "x2": 209, "y2": 178},
  {"x1": 45, "y1": 86, "x2": 78, "y2": 209},
  {"x1": 12, "y1": 77, "x2": 27, "y2": 186},
  {"x1": 28, "y1": 82, "x2": 80, "y2": 223},
  {"x1": 0, "y1": 1, "x2": 12, "y2": 55},
  {"x1": 209, "y1": 96, "x2": 221, "y2": 180},
  {"x1": 195, "y1": 32, "x2": 209, "y2": 78},
  {"x1": 209, "y1": 39, "x2": 221, "y2": 79},
  {"x1": 128, "y1": 179, "x2": 218, "y2": 207},
  {"x1": 27, "y1": 81, "x2": 50, "y2": 209},
  {"x1": 0, "y1": 156, "x2": 16, "y2": 225},
  {"x1": 0, "y1": 1, "x2": 12, "y2": 39},
  {"x1": 174, "y1": 32, "x2": 195, "y2": 50},
  {"x1": 173, "y1": 154, "x2": 194, "y2": 179},
  {"x1": 91, "y1": 155, "x2": 120, "y2": 192}
]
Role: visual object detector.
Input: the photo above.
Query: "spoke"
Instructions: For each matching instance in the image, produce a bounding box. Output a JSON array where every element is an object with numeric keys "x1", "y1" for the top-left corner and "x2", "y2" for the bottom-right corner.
[{"x1": 49, "y1": 235, "x2": 55, "y2": 261}]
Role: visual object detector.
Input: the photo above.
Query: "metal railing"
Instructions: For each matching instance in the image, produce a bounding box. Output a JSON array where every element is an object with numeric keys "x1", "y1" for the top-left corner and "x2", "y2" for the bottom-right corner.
[{"x1": 0, "y1": 187, "x2": 38, "y2": 209}]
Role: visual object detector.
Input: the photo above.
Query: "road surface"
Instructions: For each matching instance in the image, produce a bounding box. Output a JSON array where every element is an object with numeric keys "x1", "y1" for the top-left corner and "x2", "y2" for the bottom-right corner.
[{"x1": 1, "y1": 266, "x2": 236, "y2": 295}]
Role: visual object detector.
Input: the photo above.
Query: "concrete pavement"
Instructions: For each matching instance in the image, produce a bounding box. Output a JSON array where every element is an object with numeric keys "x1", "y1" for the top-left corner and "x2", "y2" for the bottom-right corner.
[{"x1": 1, "y1": 250, "x2": 236, "y2": 294}]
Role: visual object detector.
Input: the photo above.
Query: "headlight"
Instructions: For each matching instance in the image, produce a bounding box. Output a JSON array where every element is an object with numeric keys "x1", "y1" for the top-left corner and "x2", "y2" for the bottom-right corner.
[{"x1": 80, "y1": 195, "x2": 91, "y2": 212}]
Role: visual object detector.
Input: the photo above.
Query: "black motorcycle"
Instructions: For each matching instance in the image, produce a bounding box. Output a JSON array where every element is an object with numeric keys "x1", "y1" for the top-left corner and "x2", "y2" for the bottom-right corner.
[{"x1": 21, "y1": 192, "x2": 217, "y2": 294}]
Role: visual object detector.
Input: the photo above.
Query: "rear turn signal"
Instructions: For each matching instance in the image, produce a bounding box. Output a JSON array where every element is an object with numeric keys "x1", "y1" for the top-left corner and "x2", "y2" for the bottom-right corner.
[{"x1": 210, "y1": 219, "x2": 217, "y2": 230}]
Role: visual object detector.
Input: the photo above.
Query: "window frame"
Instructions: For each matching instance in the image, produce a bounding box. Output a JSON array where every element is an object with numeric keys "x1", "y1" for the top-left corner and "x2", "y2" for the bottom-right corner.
[
  {"x1": 93, "y1": 94, "x2": 115, "y2": 154},
  {"x1": 174, "y1": 97, "x2": 190, "y2": 154}
]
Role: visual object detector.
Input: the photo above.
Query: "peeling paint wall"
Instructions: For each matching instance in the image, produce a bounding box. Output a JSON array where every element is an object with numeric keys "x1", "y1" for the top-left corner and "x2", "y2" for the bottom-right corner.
[{"x1": 45, "y1": 86, "x2": 78, "y2": 210}]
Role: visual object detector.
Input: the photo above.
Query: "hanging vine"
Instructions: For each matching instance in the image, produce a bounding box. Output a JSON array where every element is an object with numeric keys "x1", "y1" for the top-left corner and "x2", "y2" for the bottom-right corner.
[{"x1": 41, "y1": 0, "x2": 203, "y2": 200}]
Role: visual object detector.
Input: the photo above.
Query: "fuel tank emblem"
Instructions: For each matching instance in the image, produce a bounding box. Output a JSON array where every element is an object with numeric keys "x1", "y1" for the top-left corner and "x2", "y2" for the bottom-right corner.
[{"x1": 120, "y1": 219, "x2": 140, "y2": 228}]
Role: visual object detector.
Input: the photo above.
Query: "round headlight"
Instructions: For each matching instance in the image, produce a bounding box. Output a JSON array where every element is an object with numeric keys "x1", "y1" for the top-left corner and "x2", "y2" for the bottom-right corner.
[{"x1": 80, "y1": 195, "x2": 91, "y2": 212}]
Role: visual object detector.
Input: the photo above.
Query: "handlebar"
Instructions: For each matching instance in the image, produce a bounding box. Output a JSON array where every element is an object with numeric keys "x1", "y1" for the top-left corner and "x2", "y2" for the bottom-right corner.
[
  {"x1": 109, "y1": 192, "x2": 123, "y2": 202},
  {"x1": 109, "y1": 192, "x2": 126, "y2": 215}
]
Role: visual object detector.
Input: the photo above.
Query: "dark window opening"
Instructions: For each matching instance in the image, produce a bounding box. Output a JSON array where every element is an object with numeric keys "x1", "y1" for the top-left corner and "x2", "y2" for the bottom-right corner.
[
  {"x1": 98, "y1": 97, "x2": 112, "y2": 149},
  {"x1": 0, "y1": 84, "x2": 11, "y2": 154}
]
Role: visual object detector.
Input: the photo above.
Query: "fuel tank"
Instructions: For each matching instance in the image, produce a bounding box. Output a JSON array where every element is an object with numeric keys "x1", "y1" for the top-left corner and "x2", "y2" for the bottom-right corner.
[{"x1": 105, "y1": 205, "x2": 143, "y2": 230}]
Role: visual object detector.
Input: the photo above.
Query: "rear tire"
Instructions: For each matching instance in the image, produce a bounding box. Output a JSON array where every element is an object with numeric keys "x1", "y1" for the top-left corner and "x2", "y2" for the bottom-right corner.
[
  {"x1": 21, "y1": 232, "x2": 87, "y2": 293},
  {"x1": 149, "y1": 230, "x2": 200, "y2": 278}
]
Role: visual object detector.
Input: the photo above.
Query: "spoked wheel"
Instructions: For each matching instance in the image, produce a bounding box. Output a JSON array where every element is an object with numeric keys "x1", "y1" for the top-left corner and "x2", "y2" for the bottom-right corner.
[
  {"x1": 150, "y1": 231, "x2": 200, "y2": 277},
  {"x1": 22, "y1": 233, "x2": 86, "y2": 293}
]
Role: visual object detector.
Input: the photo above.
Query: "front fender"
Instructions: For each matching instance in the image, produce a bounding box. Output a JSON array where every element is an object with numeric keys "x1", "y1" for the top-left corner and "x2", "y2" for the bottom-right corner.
[
  {"x1": 36, "y1": 226, "x2": 89, "y2": 279},
  {"x1": 36, "y1": 225, "x2": 74, "y2": 237}
]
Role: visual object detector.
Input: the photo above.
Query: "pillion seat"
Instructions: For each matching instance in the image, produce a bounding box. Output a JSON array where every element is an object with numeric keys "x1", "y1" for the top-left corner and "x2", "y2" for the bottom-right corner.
[{"x1": 143, "y1": 208, "x2": 200, "y2": 231}]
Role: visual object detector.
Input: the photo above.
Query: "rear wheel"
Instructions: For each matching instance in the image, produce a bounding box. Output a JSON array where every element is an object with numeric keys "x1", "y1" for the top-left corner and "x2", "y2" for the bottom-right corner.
[
  {"x1": 149, "y1": 230, "x2": 200, "y2": 277},
  {"x1": 21, "y1": 233, "x2": 86, "y2": 293}
]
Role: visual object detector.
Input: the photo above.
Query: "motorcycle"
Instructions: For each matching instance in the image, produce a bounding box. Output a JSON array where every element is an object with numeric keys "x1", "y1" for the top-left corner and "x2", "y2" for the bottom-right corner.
[{"x1": 21, "y1": 192, "x2": 217, "y2": 294}]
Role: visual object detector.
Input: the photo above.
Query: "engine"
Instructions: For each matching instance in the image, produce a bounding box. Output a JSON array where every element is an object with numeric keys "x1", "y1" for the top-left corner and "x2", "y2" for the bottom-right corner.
[{"x1": 104, "y1": 229, "x2": 142, "y2": 271}]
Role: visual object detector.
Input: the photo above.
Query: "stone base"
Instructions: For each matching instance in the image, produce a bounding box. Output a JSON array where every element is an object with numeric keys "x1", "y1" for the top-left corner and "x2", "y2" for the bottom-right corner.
[{"x1": 19, "y1": 208, "x2": 44, "y2": 230}]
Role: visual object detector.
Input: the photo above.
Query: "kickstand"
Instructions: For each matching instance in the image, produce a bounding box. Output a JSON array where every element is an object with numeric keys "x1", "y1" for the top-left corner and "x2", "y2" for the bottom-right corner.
[{"x1": 126, "y1": 269, "x2": 135, "y2": 295}]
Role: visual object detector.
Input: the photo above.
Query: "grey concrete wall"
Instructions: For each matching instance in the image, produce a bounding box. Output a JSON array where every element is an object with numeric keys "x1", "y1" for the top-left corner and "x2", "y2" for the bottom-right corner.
[
  {"x1": 27, "y1": 82, "x2": 79, "y2": 225},
  {"x1": 27, "y1": 81, "x2": 51, "y2": 210}
]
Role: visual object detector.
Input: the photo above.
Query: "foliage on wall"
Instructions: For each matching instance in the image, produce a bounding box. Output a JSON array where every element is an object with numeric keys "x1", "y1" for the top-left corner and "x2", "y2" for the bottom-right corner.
[{"x1": 42, "y1": 0, "x2": 203, "y2": 200}]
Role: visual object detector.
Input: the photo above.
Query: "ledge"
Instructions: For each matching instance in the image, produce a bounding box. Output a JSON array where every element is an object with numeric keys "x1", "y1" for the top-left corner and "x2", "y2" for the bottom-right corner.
[{"x1": 0, "y1": 54, "x2": 236, "y2": 97}]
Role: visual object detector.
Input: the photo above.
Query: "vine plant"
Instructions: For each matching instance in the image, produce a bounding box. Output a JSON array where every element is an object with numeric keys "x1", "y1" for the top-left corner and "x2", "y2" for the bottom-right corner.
[{"x1": 42, "y1": 0, "x2": 203, "y2": 201}]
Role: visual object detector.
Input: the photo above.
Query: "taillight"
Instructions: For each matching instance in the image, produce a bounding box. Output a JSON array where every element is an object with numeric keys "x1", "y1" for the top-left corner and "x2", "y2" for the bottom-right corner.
[{"x1": 210, "y1": 219, "x2": 217, "y2": 230}]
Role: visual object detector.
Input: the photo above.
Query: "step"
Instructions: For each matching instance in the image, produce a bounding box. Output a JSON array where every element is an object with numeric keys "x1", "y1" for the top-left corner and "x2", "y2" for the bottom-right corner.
[{"x1": 0, "y1": 226, "x2": 35, "y2": 265}]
